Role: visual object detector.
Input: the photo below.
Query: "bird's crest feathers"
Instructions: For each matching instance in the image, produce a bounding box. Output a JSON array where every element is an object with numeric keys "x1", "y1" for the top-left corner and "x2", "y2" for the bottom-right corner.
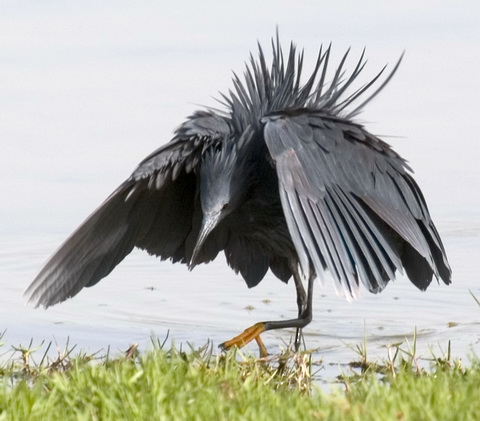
[{"x1": 221, "y1": 34, "x2": 403, "y2": 131}]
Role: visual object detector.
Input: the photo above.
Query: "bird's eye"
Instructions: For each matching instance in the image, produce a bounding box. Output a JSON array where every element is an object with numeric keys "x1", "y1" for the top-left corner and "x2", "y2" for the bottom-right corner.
[{"x1": 221, "y1": 203, "x2": 229, "y2": 211}]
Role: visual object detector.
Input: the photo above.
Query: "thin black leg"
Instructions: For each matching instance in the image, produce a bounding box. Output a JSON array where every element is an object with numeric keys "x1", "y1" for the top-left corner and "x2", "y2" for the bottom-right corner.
[
  {"x1": 292, "y1": 268, "x2": 307, "y2": 351},
  {"x1": 219, "y1": 271, "x2": 315, "y2": 353}
]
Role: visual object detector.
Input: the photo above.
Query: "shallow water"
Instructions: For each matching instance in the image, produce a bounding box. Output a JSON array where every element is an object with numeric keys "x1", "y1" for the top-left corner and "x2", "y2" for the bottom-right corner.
[
  {"x1": 3, "y1": 219, "x2": 479, "y2": 385},
  {"x1": 1, "y1": 2, "x2": 480, "y2": 386}
]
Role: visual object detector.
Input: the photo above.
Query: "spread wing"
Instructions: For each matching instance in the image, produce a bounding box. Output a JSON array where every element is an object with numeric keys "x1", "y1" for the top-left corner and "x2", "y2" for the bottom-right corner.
[
  {"x1": 263, "y1": 111, "x2": 451, "y2": 298},
  {"x1": 25, "y1": 112, "x2": 231, "y2": 308}
]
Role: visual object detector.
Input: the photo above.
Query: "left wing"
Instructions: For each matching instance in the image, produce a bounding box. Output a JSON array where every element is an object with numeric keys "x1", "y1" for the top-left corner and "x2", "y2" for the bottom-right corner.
[{"x1": 262, "y1": 111, "x2": 451, "y2": 298}]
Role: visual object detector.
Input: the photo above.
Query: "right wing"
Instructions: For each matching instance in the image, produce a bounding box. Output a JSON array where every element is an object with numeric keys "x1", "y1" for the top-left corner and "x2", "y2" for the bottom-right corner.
[{"x1": 25, "y1": 111, "x2": 231, "y2": 308}]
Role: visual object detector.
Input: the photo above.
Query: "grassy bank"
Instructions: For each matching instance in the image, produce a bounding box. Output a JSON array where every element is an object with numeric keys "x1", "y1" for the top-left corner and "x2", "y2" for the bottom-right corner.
[{"x1": 0, "y1": 337, "x2": 479, "y2": 420}]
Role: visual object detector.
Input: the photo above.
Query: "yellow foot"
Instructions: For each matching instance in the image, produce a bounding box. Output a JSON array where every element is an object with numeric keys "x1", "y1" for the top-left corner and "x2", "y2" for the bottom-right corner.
[
  {"x1": 219, "y1": 322, "x2": 268, "y2": 357},
  {"x1": 254, "y1": 335, "x2": 269, "y2": 358}
]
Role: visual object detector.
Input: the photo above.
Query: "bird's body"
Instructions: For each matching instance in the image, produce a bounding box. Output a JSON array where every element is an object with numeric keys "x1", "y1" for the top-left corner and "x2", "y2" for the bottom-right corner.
[{"x1": 26, "y1": 37, "x2": 451, "y2": 352}]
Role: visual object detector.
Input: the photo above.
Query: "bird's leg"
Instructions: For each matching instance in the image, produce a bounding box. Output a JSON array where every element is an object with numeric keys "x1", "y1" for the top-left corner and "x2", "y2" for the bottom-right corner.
[
  {"x1": 292, "y1": 268, "x2": 307, "y2": 352},
  {"x1": 219, "y1": 322, "x2": 268, "y2": 355},
  {"x1": 219, "y1": 272, "x2": 314, "y2": 355},
  {"x1": 255, "y1": 336, "x2": 269, "y2": 358}
]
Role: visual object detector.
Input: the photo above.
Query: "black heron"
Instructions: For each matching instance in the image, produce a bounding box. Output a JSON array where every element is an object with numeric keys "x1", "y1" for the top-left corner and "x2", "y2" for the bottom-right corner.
[{"x1": 25, "y1": 36, "x2": 452, "y2": 354}]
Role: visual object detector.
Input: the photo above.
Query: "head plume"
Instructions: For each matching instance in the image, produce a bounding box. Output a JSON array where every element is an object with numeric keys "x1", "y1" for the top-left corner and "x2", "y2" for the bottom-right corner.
[{"x1": 220, "y1": 33, "x2": 403, "y2": 131}]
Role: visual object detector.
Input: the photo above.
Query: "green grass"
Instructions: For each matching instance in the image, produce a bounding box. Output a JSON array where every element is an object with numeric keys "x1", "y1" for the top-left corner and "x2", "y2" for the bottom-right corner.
[{"x1": 0, "y1": 335, "x2": 479, "y2": 421}]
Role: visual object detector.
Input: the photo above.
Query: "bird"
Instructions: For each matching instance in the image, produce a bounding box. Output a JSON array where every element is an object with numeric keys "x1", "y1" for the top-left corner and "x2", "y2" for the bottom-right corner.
[{"x1": 25, "y1": 35, "x2": 452, "y2": 355}]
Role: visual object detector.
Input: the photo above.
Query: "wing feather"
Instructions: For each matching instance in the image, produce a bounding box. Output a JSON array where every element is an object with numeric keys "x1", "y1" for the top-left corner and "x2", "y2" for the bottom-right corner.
[
  {"x1": 25, "y1": 112, "x2": 231, "y2": 307},
  {"x1": 263, "y1": 111, "x2": 451, "y2": 298},
  {"x1": 25, "y1": 184, "x2": 138, "y2": 307}
]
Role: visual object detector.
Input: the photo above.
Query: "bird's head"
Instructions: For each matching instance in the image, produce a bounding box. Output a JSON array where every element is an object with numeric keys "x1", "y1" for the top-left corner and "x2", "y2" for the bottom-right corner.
[{"x1": 189, "y1": 131, "x2": 254, "y2": 267}]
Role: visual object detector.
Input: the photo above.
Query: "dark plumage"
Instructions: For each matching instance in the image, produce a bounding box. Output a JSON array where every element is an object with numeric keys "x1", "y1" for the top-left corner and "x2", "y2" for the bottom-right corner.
[{"x1": 25, "y1": 36, "x2": 451, "y2": 352}]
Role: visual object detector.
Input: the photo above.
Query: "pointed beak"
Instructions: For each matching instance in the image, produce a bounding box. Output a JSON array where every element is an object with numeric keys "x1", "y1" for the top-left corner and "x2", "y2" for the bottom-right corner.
[{"x1": 189, "y1": 211, "x2": 222, "y2": 269}]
